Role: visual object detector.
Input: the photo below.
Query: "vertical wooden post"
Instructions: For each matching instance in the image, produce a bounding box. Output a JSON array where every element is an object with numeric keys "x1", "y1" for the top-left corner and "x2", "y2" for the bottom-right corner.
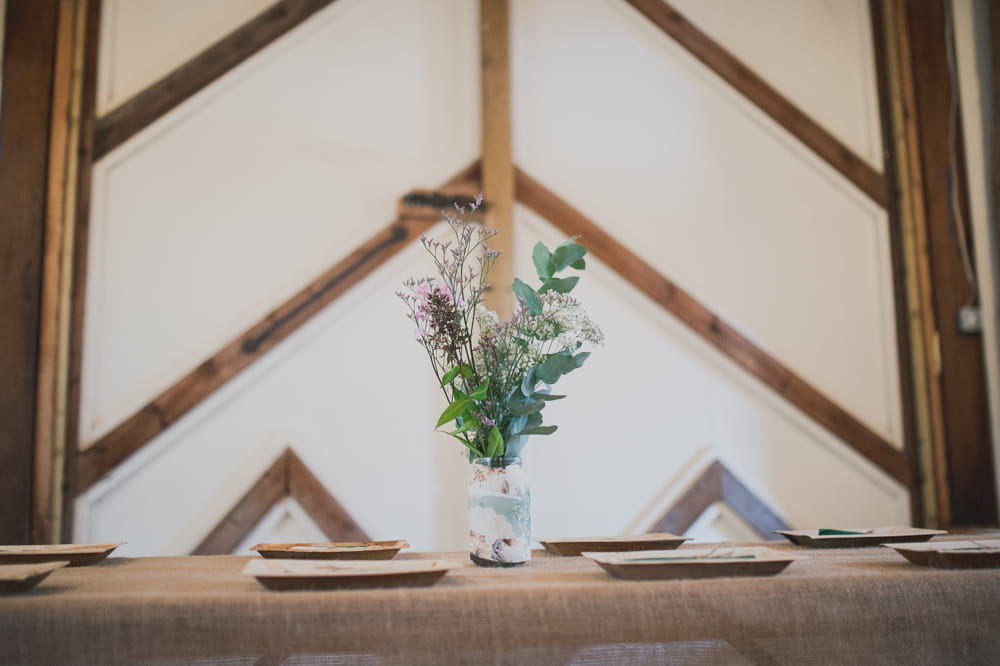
[
  {"x1": 0, "y1": 0, "x2": 60, "y2": 544},
  {"x1": 876, "y1": 0, "x2": 997, "y2": 527},
  {"x1": 33, "y1": 0, "x2": 93, "y2": 544},
  {"x1": 480, "y1": 0, "x2": 514, "y2": 318}
]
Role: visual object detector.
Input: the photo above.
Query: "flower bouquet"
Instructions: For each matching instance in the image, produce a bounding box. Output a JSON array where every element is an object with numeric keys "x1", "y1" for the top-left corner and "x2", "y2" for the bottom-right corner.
[{"x1": 398, "y1": 195, "x2": 604, "y2": 462}]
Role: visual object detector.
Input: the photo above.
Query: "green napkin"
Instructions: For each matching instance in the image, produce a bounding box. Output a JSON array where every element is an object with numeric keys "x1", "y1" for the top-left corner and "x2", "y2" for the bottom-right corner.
[
  {"x1": 626, "y1": 555, "x2": 757, "y2": 563},
  {"x1": 818, "y1": 529, "x2": 869, "y2": 536}
]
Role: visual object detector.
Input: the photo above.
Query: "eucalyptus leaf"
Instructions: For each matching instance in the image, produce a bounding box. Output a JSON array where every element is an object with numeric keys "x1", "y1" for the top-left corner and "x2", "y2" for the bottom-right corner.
[
  {"x1": 552, "y1": 242, "x2": 587, "y2": 272},
  {"x1": 512, "y1": 278, "x2": 542, "y2": 315},
  {"x1": 570, "y1": 257, "x2": 586, "y2": 270},
  {"x1": 518, "y1": 425, "x2": 558, "y2": 436},
  {"x1": 508, "y1": 400, "x2": 544, "y2": 416},
  {"x1": 436, "y1": 398, "x2": 468, "y2": 428},
  {"x1": 525, "y1": 412, "x2": 543, "y2": 429},
  {"x1": 538, "y1": 276, "x2": 579, "y2": 294},
  {"x1": 533, "y1": 393, "x2": 566, "y2": 401},
  {"x1": 536, "y1": 352, "x2": 579, "y2": 384},
  {"x1": 532, "y1": 242, "x2": 555, "y2": 281},
  {"x1": 505, "y1": 415, "x2": 528, "y2": 440}
]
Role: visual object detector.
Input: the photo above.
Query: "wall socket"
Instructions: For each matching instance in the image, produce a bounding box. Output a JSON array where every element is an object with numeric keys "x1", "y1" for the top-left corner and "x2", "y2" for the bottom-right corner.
[{"x1": 956, "y1": 306, "x2": 983, "y2": 334}]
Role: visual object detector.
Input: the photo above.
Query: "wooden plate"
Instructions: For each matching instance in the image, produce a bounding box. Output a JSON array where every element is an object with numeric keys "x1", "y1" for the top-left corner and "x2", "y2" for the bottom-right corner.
[
  {"x1": 250, "y1": 540, "x2": 410, "y2": 560},
  {"x1": 538, "y1": 533, "x2": 689, "y2": 556},
  {"x1": 242, "y1": 558, "x2": 456, "y2": 591},
  {"x1": 0, "y1": 561, "x2": 68, "y2": 594},
  {"x1": 773, "y1": 528, "x2": 945, "y2": 548},
  {"x1": 0, "y1": 543, "x2": 123, "y2": 566},
  {"x1": 886, "y1": 539, "x2": 1000, "y2": 569},
  {"x1": 584, "y1": 547, "x2": 798, "y2": 580}
]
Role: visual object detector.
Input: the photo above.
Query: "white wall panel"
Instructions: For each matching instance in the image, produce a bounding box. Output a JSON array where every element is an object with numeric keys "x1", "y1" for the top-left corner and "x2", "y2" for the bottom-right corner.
[
  {"x1": 517, "y1": 209, "x2": 907, "y2": 542},
  {"x1": 97, "y1": 0, "x2": 276, "y2": 114},
  {"x1": 82, "y1": 0, "x2": 479, "y2": 444},
  {"x1": 512, "y1": 0, "x2": 902, "y2": 445},
  {"x1": 669, "y1": 0, "x2": 883, "y2": 169},
  {"x1": 79, "y1": 236, "x2": 454, "y2": 556}
]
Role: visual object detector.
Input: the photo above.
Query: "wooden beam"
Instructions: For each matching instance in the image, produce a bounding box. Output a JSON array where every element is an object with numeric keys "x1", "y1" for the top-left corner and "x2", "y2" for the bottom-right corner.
[
  {"x1": 480, "y1": 0, "x2": 515, "y2": 318},
  {"x1": 74, "y1": 163, "x2": 481, "y2": 493},
  {"x1": 622, "y1": 0, "x2": 888, "y2": 208},
  {"x1": 92, "y1": 0, "x2": 341, "y2": 160},
  {"x1": 192, "y1": 449, "x2": 289, "y2": 555},
  {"x1": 287, "y1": 450, "x2": 367, "y2": 542},
  {"x1": 649, "y1": 460, "x2": 788, "y2": 538},
  {"x1": 0, "y1": 0, "x2": 60, "y2": 544},
  {"x1": 901, "y1": 0, "x2": 996, "y2": 526},
  {"x1": 33, "y1": 0, "x2": 95, "y2": 545},
  {"x1": 60, "y1": 0, "x2": 102, "y2": 543},
  {"x1": 193, "y1": 447, "x2": 368, "y2": 554},
  {"x1": 869, "y1": 0, "x2": 927, "y2": 525},
  {"x1": 516, "y1": 168, "x2": 912, "y2": 486}
]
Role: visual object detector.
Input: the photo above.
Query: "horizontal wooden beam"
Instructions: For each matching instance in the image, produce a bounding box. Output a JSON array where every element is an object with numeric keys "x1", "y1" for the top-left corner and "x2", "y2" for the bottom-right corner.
[
  {"x1": 623, "y1": 0, "x2": 887, "y2": 208},
  {"x1": 93, "y1": 0, "x2": 340, "y2": 160},
  {"x1": 515, "y1": 168, "x2": 912, "y2": 486},
  {"x1": 75, "y1": 163, "x2": 480, "y2": 493}
]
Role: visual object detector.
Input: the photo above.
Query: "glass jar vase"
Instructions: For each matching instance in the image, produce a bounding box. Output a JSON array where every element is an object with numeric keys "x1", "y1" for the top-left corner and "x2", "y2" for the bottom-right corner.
[{"x1": 467, "y1": 456, "x2": 530, "y2": 567}]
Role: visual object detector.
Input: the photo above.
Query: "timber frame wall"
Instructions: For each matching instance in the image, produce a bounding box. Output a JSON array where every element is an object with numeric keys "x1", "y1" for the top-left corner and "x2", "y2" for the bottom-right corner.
[{"x1": 1, "y1": 0, "x2": 996, "y2": 545}]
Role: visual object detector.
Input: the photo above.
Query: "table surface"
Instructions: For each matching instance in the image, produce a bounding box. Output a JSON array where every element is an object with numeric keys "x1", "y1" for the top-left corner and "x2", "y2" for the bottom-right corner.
[{"x1": 2, "y1": 535, "x2": 999, "y2": 665}]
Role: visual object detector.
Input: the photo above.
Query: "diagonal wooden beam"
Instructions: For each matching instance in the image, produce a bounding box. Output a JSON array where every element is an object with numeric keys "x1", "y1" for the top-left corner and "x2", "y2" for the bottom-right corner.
[
  {"x1": 192, "y1": 447, "x2": 367, "y2": 555},
  {"x1": 75, "y1": 162, "x2": 481, "y2": 493},
  {"x1": 93, "y1": 0, "x2": 341, "y2": 161},
  {"x1": 622, "y1": 0, "x2": 887, "y2": 208},
  {"x1": 649, "y1": 460, "x2": 788, "y2": 538},
  {"x1": 515, "y1": 168, "x2": 912, "y2": 486}
]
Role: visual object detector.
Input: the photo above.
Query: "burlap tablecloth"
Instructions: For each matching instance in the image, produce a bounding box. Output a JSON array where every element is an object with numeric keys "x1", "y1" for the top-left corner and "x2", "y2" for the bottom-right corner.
[{"x1": 2, "y1": 538, "x2": 998, "y2": 665}]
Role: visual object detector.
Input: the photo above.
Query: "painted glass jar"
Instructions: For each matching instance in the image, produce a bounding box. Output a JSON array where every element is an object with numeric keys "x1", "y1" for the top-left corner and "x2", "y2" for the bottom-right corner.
[{"x1": 468, "y1": 457, "x2": 530, "y2": 567}]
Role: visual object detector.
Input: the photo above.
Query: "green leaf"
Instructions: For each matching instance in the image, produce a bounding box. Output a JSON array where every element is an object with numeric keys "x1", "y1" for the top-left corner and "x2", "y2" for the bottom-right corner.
[
  {"x1": 538, "y1": 276, "x2": 579, "y2": 294},
  {"x1": 518, "y1": 425, "x2": 558, "y2": 436},
  {"x1": 436, "y1": 398, "x2": 469, "y2": 428},
  {"x1": 536, "y1": 352, "x2": 578, "y2": 384},
  {"x1": 469, "y1": 378, "x2": 490, "y2": 400},
  {"x1": 525, "y1": 412, "x2": 543, "y2": 429},
  {"x1": 533, "y1": 393, "x2": 566, "y2": 401},
  {"x1": 572, "y1": 351, "x2": 591, "y2": 368},
  {"x1": 570, "y1": 257, "x2": 586, "y2": 270},
  {"x1": 508, "y1": 400, "x2": 544, "y2": 416},
  {"x1": 552, "y1": 242, "x2": 587, "y2": 273},
  {"x1": 444, "y1": 430, "x2": 483, "y2": 456},
  {"x1": 440, "y1": 364, "x2": 472, "y2": 386},
  {"x1": 505, "y1": 415, "x2": 528, "y2": 440},
  {"x1": 512, "y1": 278, "x2": 542, "y2": 315},
  {"x1": 486, "y1": 426, "x2": 504, "y2": 457},
  {"x1": 450, "y1": 421, "x2": 479, "y2": 435},
  {"x1": 532, "y1": 242, "x2": 555, "y2": 281}
]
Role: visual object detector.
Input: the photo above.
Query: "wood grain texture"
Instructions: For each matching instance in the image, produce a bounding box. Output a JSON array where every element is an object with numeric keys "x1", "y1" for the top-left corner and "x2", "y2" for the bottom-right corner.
[
  {"x1": 75, "y1": 163, "x2": 481, "y2": 493},
  {"x1": 868, "y1": 0, "x2": 926, "y2": 525},
  {"x1": 649, "y1": 460, "x2": 788, "y2": 538},
  {"x1": 33, "y1": 0, "x2": 95, "y2": 545},
  {"x1": 623, "y1": 0, "x2": 888, "y2": 208},
  {"x1": 92, "y1": 0, "x2": 340, "y2": 160},
  {"x1": 193, "y1": 448, "x2": 368, "y2": 554},
  {"x1": 287, "y1": 451, "x2": 367, "y2": 542},
  {"x1": 0, "y1": 0, "x2": 59, "y2": 544},
  {"x1": 903, "y1": 0, "x2": 996, "y2": 526},
  {"x1": 61, "y1": 0, "x2": 102, "y2": 543},
  {"x1": 516, "y1": 168, "x2": 912, "y2": 486},
  {"x1": 192, "y1": 450, "x2": 289, "y2": 555},
  {"x1": 480, "y1": 0, "x2": 515, "y2": 318}
]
